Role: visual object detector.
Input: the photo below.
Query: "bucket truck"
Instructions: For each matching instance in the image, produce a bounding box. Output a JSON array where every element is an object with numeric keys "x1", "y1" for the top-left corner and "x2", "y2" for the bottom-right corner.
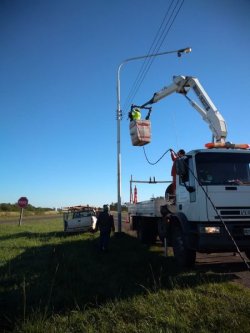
[{"x1": 127, "y1": 75, "x2": 250, "y2": 268}]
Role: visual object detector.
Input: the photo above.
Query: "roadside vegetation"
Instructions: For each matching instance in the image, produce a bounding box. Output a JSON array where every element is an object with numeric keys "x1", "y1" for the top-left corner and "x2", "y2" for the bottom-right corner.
[
  {"x1": 0, "y1": 203, "x2": 127, "y2": 218},
  {"x1": 0, "y1": 217, "x2": 249, "y2": 332},
  {"x1": 0, "y1": 203, "x2": 57, "y2": 217}
]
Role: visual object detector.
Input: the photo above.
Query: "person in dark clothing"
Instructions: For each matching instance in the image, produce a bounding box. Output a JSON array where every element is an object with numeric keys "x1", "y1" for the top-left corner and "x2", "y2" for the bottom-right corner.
[
  {"x1": 170, "y1": 149, "x2": 185, "y2": 192},
  {"x1": 95, "y1": 204, "x2": 115, "y2": 251}
]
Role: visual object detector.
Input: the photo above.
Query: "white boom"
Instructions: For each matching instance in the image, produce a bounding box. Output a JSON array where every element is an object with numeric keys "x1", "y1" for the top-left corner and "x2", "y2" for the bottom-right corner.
[{"x1": 140, "y1": 75, "x2": 227, "y2": 143}]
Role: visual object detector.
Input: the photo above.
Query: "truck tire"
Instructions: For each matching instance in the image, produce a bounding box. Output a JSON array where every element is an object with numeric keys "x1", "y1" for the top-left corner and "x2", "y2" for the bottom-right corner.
[
  {"x1": 172, "y1": 223, "x2": 196, "y2": 268},
  {"x1": 158, "y1": 217, "x2": 168, "y2": 243},
  {"x1": 137, "y1": 228, "x2": 147, "y2": 243},
  {"x1": 150, "y1": 231, "x2": 158, "y2": 244},
  {"x1": 137, "y1": 219, "x2": 157, "y2": 245},
  {"x1": 245, "y1": 250, "x2": 250, "y2": 261},
  {"x1": 147, "y1": 220, "x2": 158, "y2": 244},
  {"x1": 137, "y1": 220, "x2": 149, "y2": 244}
]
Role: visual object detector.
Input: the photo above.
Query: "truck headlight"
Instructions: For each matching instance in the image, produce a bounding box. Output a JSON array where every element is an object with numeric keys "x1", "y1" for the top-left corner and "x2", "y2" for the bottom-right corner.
[{"x1": 200, "y1": 226, "x2": 220, "y2": 234}]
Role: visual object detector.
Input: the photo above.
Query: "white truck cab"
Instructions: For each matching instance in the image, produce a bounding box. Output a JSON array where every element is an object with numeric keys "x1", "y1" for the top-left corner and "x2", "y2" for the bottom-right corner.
[{"x1": 172, "y1": 148, "x2": 250, "y2": 253}]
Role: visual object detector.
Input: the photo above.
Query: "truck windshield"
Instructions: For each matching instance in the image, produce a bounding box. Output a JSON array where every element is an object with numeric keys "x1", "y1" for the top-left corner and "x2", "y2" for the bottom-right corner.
[{"x1": 196, "y1": 152, "x2": 250, "y2": 185}]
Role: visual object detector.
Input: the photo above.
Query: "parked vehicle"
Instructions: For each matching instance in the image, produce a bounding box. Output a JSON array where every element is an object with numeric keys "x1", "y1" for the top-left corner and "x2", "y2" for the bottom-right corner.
[
  {"x1": 63, "y1": 206, "x2": 97, "y2": 233},
  {"x1": 128, "y1": 75, "x2": 250, "y2": 268}
]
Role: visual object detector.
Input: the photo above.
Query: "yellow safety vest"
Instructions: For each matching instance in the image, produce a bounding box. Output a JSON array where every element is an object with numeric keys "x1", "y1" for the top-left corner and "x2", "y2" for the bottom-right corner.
[{"x1": 132, "y1": 109, "x2": 141, "y2": 120}]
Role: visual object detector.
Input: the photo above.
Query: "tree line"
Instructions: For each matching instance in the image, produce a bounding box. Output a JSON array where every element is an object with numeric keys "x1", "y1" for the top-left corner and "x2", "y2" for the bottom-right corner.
[
  {"x1": 0, "y1": 203, "x2": 55, "y2": 213},
  {"x1": 109, "y1": 203, "x2": 127, "y2": 212},
  {"x1": 0, "y1": 202, "x2": 128, "y2": 213}
]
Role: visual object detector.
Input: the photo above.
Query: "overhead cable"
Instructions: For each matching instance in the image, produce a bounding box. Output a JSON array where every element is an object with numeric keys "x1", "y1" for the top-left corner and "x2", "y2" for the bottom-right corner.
[
  {"x1": 123, "y1": 0, "x2": 176, "y2": 110},
  {"x1": 123, "y1": 0, "x2": 185, "y2": 113}
]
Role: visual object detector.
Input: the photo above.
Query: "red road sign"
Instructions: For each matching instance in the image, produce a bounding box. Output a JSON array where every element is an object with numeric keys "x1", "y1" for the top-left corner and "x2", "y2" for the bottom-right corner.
[{"x1": 18, "y1": 197, "x2": 29, "y2": 208}]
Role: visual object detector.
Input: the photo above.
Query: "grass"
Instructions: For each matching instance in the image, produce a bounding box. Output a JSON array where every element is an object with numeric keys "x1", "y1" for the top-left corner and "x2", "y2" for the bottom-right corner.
[{"x1": 0, "y1": 217, "x2": 250, "y2": 332}]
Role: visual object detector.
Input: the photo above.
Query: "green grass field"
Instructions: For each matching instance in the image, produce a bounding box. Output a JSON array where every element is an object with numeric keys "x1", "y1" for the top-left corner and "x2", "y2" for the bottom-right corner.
[{"x1": 0, "y1": 217, "x2": 250, "y2": 332}]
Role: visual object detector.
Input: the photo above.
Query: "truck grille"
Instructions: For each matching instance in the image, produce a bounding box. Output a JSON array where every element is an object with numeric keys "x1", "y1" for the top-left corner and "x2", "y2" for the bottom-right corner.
[
  {"x1": 232, "y1": 225, "x2": 250, "y2": 240},
  {"x1": 215, "y1": 207, "x2": 250, "y2": 221}
]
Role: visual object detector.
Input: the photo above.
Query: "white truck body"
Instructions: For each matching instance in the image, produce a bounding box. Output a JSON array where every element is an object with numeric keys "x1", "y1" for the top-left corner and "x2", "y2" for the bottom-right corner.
[
  {"x1": 127, "y1": 197, "x2": 165, "y2": 217},
  {"x1": 128, "y1": 74, "x2": 250, "y2": 267},
  {"x1": 127, "y1": 148, "x2": 250, "y2": 267}
]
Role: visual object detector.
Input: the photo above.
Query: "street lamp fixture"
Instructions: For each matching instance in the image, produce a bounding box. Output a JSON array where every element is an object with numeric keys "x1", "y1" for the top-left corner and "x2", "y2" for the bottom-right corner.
[
  {"x1": 116, "y1": 47, "x2": 192, "y2": 233},
  {"x1": 177, "y1": 47, "x2": 192, "y2": 57}
]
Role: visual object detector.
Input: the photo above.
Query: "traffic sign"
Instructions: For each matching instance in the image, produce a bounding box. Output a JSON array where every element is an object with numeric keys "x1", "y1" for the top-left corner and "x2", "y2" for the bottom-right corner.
[{"x1": 18, "y1": 197, "x2": 29, "y2": 209}]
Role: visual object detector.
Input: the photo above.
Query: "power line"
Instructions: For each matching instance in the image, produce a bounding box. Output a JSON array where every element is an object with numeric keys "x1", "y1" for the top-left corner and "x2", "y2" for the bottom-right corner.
[
  {"x1": 126, "y1": 0, "x2": 184, "y2": 107},
  {"x1": 123, "y1": 0, "x2": 185, "y2": 114},
  {"x1": 122, "y1": 0, "x2": 175, "y2": 110}
]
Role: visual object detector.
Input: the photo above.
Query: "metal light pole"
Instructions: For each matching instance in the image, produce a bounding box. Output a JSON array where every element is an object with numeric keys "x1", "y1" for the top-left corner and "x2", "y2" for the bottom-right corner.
[{"x1": 116, "y1": 47, "x2": 192, "y2": 233}]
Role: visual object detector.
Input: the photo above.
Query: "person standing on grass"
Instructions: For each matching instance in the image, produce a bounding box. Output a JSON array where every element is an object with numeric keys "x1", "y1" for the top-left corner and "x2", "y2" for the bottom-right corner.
[{"x1": 95, "y1": 204, "x2": 115, "y2": 252}]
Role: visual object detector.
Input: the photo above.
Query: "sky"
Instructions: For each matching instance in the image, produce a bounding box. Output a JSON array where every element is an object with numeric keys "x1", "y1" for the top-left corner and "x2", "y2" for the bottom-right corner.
[{"x1": 1, "y1": 0, "x2": 250, "y2": 209}]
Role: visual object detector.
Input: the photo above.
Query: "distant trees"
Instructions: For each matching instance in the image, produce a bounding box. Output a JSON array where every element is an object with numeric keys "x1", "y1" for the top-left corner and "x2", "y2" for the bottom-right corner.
[
  {"x1": 0, "y1": 203, "x2": 55, "y2": 213},
  {"x1": 0, "y1": 202, "x2": 128, "y2": 213},
  {"x1": 109, "y1": 202, "x2": 127, "y2": 212}
]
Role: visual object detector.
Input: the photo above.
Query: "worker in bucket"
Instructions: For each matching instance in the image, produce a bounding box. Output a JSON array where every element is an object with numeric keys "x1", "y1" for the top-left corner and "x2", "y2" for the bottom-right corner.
[
  {"x1": 129, "y1": 107, "x2": 141, "y2": 121},
  {"x1": 170, "y1": 149, "x2": 186, "y2": 193},
  {"x1": 95, "y1": 204, "x2": 115, "y2": 252}
]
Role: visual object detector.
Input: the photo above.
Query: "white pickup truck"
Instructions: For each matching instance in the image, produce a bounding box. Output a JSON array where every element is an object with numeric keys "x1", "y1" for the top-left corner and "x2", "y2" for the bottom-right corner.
[{"x1": 63, "y1": 206, "x2": 97, "y2": 233}]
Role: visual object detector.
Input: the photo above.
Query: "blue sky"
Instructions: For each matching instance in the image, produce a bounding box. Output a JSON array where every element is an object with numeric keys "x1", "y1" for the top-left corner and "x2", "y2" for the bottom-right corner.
[{"x1": 1, "y1": 0, "x2": 250, "y2": 208}]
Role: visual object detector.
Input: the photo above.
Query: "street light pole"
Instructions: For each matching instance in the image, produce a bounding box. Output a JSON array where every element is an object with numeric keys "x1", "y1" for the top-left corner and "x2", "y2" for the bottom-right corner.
[{"x1": 116, "y1": 47, "x2": 192, "y2": 233}]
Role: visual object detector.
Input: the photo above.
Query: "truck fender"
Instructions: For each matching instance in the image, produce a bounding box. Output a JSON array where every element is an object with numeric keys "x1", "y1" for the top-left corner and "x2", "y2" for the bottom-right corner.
[{"x1": 168, "y1": 212, "x2": 189, "y2": 239}]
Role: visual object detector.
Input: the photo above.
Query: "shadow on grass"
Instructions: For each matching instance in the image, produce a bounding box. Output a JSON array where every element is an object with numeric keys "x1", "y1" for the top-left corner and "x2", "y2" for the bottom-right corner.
[
  {"x1": 0, "y1": 231, "x2": 240, "y2": 331},
  {"x1": 0, "y1": 231, "x2": 65, "y2": 242}
]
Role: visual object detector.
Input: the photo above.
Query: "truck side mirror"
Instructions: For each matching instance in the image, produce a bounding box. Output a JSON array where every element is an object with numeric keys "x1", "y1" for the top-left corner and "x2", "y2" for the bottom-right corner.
[{"x1": 186, "y1": 186, "x2": 195, "y2": 193}]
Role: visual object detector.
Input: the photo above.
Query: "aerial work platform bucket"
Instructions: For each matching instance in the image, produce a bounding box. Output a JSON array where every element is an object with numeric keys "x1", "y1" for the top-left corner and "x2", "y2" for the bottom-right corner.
[{"x1": 129, "y1": 120, "x2": 151, "y2": 146}]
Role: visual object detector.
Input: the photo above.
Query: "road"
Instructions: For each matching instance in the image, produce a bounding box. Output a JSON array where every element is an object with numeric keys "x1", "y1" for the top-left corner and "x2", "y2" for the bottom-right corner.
[{"x1": 113, "y1": 212, "x2": 250, "y2": 288}]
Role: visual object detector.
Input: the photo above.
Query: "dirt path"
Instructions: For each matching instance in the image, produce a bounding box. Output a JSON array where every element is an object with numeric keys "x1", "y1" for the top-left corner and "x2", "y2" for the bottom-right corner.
[
  {"x1": 195, "y1": 252, "x2": 250, "y2": 288},
  {"x1": 118, "y1": 215, "x2": 250, "y2": 288}
]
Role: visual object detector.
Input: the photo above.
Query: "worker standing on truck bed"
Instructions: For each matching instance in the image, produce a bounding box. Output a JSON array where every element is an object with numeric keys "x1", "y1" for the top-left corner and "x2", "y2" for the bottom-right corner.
[
  {"x1": 95, "y1": 204, "x2": 115, "y2": 252},
  {"x1": 170, "y1": 149, "x2": 185, "y2": 193}
]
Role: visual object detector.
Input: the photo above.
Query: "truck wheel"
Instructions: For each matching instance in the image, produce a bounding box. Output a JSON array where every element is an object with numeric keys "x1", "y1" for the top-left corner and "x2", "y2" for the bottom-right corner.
[
  {"x1": 137, "y1": 226, "x2": 148, "y2": 244},
  {"x1": 137, "y1": 221, "x2": 156, "y2": 244},
  {"x1": 147, "y1": 222, "x2": 158, "y2": 244},
  {"x1": 245, "y1": 250, "x2": 250, "y2": 261},
  {"x1": 150, "y1": 232, "x2": 158, "y2": 244},
  {"x1": 172, "y1": 223, "x2": 196, "y2": 268},
  {"x1": 158, "y1": 217, "x2": 168, "y2": 243}
]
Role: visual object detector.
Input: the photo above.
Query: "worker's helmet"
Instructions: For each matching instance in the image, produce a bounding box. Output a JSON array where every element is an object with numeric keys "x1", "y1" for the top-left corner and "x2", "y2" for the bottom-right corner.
[
  {"x1": 103, "y1": 204, "x2": 110, "y2": 212},
  {"x1": 133, "y1": 107, "x2": 140, "y2": 112}
]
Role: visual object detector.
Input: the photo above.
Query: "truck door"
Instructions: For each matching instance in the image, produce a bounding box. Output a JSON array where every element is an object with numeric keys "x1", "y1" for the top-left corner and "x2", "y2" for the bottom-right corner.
[
  {"x1": 176, "y1": 157, "x2": 204, "y2": 221},
  {"x1": 195, "y1": 151, "x2": 250, "y2": 222}
]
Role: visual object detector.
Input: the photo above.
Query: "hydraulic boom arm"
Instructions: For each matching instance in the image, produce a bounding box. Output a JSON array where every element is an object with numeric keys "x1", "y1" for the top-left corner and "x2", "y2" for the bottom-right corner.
[{"x1": 140, "y1": 75, "x2": 227, "y2": 143}]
